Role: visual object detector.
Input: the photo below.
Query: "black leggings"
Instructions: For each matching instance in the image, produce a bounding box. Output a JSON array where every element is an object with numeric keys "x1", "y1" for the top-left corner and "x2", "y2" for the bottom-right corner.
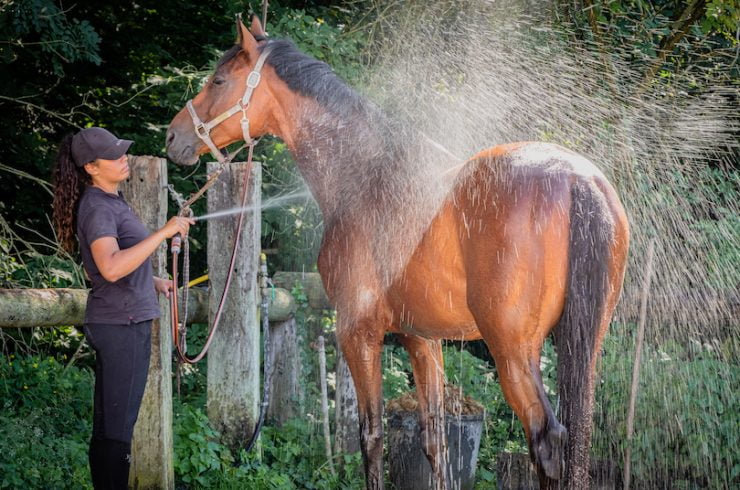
[{"x1": 84, "y1": 320, "x2": 152, "y2": 489}]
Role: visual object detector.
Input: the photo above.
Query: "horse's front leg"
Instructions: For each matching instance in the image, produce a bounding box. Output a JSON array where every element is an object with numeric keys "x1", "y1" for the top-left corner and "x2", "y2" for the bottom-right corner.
[
  {"x1": 398, "y1": 334, "x2": 448, "y2": 490},
  {"x1": 336, "y1": 313, "x2": 386, "y2": 490}
]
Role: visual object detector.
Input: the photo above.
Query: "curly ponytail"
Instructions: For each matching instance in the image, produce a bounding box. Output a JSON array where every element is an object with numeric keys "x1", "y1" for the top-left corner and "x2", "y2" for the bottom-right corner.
[{"x1": 52, "y1": 134, "x2": 90, "y2": 253}]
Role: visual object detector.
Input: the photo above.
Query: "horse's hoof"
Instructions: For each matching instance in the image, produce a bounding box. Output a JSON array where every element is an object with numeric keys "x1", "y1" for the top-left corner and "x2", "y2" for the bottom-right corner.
[{"x1": 534, "y1": 422, "x2": 567, "y2": 480}]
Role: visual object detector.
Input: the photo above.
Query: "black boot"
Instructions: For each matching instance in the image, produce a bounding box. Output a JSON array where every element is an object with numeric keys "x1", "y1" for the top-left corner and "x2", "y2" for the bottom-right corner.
[{"x1": 89, "y1": 438, "x2": 131, "y2": 489}]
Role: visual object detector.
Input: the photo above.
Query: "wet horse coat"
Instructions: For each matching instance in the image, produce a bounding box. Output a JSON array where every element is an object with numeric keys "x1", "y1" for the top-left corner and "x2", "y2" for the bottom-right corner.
[{"x1": 166, "y1": 17, "x2": 629, "y2": 490}]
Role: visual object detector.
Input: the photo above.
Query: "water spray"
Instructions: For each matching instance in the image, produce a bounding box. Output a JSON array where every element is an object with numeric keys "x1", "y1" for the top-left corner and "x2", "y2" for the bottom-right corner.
[{"x1": 191, "y1": 190, "x2": 312, "y2": 222}]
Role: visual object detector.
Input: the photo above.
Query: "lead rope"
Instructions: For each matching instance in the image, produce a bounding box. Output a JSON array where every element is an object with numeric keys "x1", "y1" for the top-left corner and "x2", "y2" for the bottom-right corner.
[
  {"x1": 170, "y1": 144, "x2": 255, "y2": 364},
  {"x1": 170, "y1": 145, "x2": 273, "y2": 456}
]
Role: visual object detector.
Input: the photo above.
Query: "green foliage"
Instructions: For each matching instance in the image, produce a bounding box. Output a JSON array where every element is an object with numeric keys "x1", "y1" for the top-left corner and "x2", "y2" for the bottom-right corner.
[
  {"x1": 0, "y1": 213, "x2": 85, "y2": 289},
  {"x1": 1, "y1": 0, "x2": 101, "y2": 74},
  {"x1": 173, "y1": 402, "x2": 238, "y2": 487},
  {"x1": 0, "y1": 413, "x2": 91, "y2": 489},
  {"x1": 703, "y1": 0, "x2": 740, "y2": 37},
  {"x1": 593, "y1": 331, "x2": 740, "y2": 488},
  {"x1": 269, "y1": 4, "x2": 367, "y2": 83},
  {"x1": 238, "y1": 419, "x2": 364, "y2": 489},
  {"x1": 0, "y1": 355, "x2": 93, "y2": 489},
  {"x1": 4, "y1": 251, "x2": 85, "y2": 288},
  {"x1": 689, "y1": 167, "x2": 740, "y2": 291},
  {"x1": 172, "y1": 404, "x2": 364, "y2": 489},
  {"x1": 0, "y1": 242, "x2": 22, "y2": 288},
  {"x1": 382, "y1": 344, "x2": 412, "y2": 400},
  {"x1": 560, "y1": 0, "x2": 739, "y2": 85},
  {"x1": 260, "y1": 140, "x2": 323, "y2": 273}
]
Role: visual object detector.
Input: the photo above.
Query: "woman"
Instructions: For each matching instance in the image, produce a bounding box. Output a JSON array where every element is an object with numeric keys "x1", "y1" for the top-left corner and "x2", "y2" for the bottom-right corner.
[{"x1": 52, "y1": 127, "x2": 194, "y2": 489}]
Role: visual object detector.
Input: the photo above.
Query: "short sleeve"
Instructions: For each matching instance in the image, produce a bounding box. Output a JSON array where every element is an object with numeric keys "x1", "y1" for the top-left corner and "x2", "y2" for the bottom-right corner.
[{"x1": 79, "y1": 206, "x2": 119, "y2": 244}]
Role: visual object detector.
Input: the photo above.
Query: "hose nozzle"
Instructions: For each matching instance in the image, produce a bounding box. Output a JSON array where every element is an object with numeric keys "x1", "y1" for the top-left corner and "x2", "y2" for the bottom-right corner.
[{"x1": 171, "y1": 234, "x2": 182, "y2": 254}]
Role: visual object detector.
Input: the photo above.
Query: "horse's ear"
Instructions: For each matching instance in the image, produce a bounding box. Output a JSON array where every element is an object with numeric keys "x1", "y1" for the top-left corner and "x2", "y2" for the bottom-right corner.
[
  {"x1": 250, "y1": 15, "x2": 266, "y2": 38},
  {"x1": 237, "y1": 17, "x2": 260, "y2": 62}
]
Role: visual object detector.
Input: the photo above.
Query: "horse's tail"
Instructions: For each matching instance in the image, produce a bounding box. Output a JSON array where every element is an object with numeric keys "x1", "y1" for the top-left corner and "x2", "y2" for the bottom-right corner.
[{"x1": 554, "y1": 178, "x2": 614, "y2": 489}]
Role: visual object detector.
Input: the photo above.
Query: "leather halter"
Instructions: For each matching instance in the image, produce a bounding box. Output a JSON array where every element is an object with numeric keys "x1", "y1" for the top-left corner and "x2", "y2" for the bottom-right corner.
[{"x1": 185, "y1": 46, "x2": 271, "y2": 162}]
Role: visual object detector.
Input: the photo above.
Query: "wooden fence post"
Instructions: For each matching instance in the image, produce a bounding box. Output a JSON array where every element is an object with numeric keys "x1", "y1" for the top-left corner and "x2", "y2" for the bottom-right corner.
[
  {"x1": 206, "y1": 161, "x2": 261, "y2": 450},
  {"x1": 120, "y1": 156, "x2": 174, "y2": 489},
  {"x1": 334, "y1": 347, "x2": 360, "y2": 456},
  {"x1": 266, "y1": 316, "x2": 301, "y2": 425}
]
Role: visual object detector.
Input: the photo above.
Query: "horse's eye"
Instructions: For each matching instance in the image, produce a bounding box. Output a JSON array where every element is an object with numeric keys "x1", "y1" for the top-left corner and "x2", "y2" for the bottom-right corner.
[{"x1": 213, "y1": 77, "x2": 226, "y2": 86}]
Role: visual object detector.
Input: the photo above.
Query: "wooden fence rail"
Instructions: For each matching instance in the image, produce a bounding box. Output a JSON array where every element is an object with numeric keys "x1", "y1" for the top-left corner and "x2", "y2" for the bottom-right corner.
[{"x1": 0, "y1": 286, "x2": 296, "y2": 328}]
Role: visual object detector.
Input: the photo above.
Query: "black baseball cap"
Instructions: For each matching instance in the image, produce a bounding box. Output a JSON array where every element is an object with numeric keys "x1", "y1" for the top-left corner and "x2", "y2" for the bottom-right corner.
[{"x1": 71, "y1": 127, "x2": 133, "y2": 167}]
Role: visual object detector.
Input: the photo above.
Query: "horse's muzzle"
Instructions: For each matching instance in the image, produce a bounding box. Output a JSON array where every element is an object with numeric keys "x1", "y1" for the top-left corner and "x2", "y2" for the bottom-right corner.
[{"x1": 165, "y1": 127, "x2": 200, "y2": 166}]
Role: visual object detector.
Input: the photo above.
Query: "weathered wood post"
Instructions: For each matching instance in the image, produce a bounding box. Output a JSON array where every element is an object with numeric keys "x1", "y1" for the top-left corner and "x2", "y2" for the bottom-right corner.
[
  {"x1": 120, "y1": 155, "x2": 174, "y2": 489},
  {"x1": 334, "y1": 348, "x2": 360, "y2": 456},
  {"x1": 266, "y1": 309, "x2": 301, "y2": 425},
  {"x1": 206, "y1": 161, "x2": 261, "y2": 450},
  {"x1": 270, "y1": 272, "x2": 360, "y2": 457}
]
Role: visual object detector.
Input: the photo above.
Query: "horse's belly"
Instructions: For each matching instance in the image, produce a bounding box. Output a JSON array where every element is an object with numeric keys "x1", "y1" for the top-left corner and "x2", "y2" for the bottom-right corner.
[
  {"x1": 388, "y1": 290, "x2": 480, "y2": 340},
  {"x1": 386, "y1": 204, "x2": 480, "y2": 340}
]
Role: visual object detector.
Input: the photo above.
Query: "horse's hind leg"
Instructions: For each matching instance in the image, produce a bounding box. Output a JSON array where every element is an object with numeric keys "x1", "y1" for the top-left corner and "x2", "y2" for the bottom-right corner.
[
  {"x1": 476, "y1": 319, "x2": 566, "y2": 485},
  {"x1": 398, "y1": 334, "x2": 448, "y2": 490},
  {"x1": 336, "y1": 316, "x2": 386, "y2": 490}
]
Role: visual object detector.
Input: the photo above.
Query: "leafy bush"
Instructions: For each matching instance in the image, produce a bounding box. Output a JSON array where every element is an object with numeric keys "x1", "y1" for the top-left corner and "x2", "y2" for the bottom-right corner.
[
  {"x1": 593, "y1": 331, "x2": 739, "y2": 488},
  {"x1": 0, "y1": 355, "x2": 93, "y2": 489},
  {"x1": 173, "y1": 402, "x2": 238, "y2": 487},
  {"x1": 238, "y1": 419, "x2": 364, "y2": 489},
  {"x1": 172, "y1": 404, "x2": 364, "y2": 489}
]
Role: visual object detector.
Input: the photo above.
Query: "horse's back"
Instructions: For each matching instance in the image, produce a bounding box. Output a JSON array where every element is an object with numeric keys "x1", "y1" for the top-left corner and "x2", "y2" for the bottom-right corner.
[
  {"x1": 457, "y1": 141, "x2": 627, "y2": 332},
  {"x1": 467, "y1": 141, "x2": 608, "y2": 183}
]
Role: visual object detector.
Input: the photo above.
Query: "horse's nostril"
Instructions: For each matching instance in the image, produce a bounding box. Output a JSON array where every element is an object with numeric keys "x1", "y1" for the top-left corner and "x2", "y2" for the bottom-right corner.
[{"x1": 166, "y1": 130, "x2": 175, "y2": 146}]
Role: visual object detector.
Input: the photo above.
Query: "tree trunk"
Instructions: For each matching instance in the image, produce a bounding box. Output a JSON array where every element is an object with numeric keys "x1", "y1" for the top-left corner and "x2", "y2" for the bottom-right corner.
[{"x1": 638, "y1": 0, "x2": 708, "y2": 90}]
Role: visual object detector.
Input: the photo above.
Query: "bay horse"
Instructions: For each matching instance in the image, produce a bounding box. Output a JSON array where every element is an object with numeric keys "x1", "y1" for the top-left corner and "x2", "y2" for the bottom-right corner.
[{"x1": 166, "y1": 17, "x2": 629, "y2": 490}]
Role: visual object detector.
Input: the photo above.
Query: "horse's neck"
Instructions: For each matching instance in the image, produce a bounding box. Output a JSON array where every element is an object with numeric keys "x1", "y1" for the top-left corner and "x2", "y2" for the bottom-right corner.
[
  {"x1": 288, "y1": 102, "x2": 460, "y2": 287},
  {"x1": 289, "y1": 103, "x2": 398, "y2": 222}
]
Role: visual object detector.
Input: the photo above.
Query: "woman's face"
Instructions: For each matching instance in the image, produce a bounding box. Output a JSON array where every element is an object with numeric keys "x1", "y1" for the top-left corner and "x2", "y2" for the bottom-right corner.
[{"x1": 85, "y1": 154, "x2": 130, "y2": 185}]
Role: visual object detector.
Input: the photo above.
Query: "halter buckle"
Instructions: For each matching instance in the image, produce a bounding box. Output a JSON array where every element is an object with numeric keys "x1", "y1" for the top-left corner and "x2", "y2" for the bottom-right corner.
[
  {"x1": 246, "y1": 71, "x2": 261, "y2": 89},
  {"x1": 194, "y1": 121, "x2": 210, "y2": 140}
]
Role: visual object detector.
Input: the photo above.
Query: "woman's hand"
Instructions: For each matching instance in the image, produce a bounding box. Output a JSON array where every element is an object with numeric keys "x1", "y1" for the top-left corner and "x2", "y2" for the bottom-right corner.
[
  {"x1": 153, "y1": 276, "x2": 174, "y2": 298},
  {"x1": 161, "y1": 216, "x2": 195, "y2": 239}
]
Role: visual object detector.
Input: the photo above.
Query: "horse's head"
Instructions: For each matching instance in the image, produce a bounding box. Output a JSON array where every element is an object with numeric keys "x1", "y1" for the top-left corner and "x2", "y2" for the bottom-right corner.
[{"x1": 166, "y1": 16, "x2": 275, "y2": 165}]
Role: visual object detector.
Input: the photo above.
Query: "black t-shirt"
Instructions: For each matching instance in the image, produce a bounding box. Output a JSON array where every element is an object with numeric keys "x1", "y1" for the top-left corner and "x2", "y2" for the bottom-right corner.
[{"x1": 76, "y1": 186, "x2": 160, "y2": 324}]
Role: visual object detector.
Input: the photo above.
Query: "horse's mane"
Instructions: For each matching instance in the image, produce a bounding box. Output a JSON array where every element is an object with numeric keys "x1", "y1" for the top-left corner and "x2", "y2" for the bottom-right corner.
[{"x1": 219, "y1": 39, "x2": 367, "y2": 118}]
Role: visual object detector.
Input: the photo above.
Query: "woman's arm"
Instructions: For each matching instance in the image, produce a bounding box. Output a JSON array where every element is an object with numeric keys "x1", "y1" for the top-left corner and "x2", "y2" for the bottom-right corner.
[{"x1": 91, "y1": 216, "x2": 194, "y2": 283}]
